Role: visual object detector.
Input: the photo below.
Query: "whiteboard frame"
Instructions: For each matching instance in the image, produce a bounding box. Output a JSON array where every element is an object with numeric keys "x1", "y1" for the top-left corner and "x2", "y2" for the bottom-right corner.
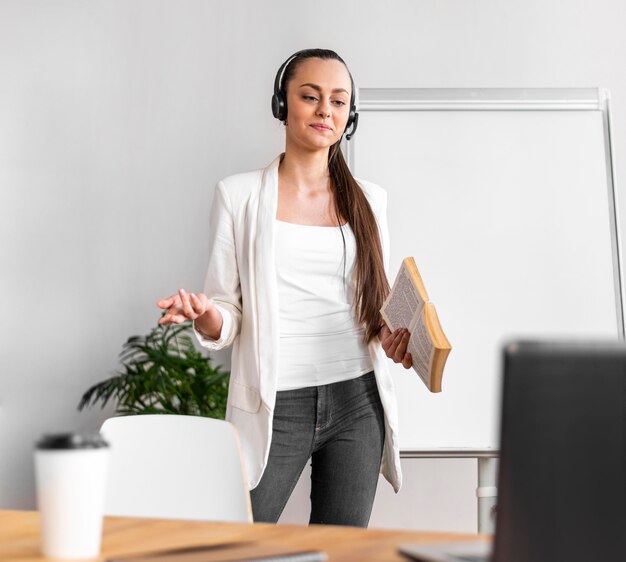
[{"x1": 346, "y1": 87, "x2": 625, "y2": 338}]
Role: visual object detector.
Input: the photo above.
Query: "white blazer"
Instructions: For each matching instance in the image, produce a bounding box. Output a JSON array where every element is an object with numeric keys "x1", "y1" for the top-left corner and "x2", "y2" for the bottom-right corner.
[{"x1": 193, "y1": 155, "x2": 402, "y2": 492}]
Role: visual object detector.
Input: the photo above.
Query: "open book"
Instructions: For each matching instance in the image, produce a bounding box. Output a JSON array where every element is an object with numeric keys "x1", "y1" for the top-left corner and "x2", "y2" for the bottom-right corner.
[{"x1": 381, "y1": 257, "x2": 451, "y2": 393}]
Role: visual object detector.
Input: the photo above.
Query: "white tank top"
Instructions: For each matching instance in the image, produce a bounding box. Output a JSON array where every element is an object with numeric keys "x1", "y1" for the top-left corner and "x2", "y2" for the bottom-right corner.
[{"x1": 274, "y1": 219, "x2": 373, "y2": 391}]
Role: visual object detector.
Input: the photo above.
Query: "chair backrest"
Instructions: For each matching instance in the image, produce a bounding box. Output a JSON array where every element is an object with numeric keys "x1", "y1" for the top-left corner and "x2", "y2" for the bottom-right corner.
[{"x1": 100, "y1": 415, "x2": 252, "y2": 523}]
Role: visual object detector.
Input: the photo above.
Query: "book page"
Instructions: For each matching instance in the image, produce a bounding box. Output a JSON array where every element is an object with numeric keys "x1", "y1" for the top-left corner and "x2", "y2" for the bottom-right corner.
[
  {"x1": 408, "y1": 313, "x2": 436, "y2": 388},
  {"x1": 381, "y1": 265, "x2": 425, "y2": 331}
]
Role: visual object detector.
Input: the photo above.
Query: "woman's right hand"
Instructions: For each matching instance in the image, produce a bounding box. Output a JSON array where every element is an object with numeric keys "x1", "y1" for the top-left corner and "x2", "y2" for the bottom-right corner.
[{"x1": 156, "y1": 289, "x2": 223, "y2": 339}]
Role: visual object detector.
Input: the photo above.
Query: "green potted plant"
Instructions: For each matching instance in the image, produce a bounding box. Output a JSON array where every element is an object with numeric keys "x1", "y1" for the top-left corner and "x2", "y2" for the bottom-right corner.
[{"x1": 78, "y1": 315, "x2": 229, "y2": 419}]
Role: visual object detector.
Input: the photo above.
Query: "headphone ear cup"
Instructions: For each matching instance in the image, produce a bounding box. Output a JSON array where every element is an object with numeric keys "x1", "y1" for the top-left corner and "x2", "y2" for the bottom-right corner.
[
  {"x1": 347, "y1": 107, "x2": 356, "y2": 129},
  {"x1": 271, "y1": 93, "x2": 286, "y2": 121},
  {"x1": 345, "y1": 111, "x2": 359, "y2": 140}
]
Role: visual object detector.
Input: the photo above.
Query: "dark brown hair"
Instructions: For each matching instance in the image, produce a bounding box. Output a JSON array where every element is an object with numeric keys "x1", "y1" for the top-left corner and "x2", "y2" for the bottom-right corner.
[{"x1": 281, "y1": 49, "x2": 390, "y2": 343}]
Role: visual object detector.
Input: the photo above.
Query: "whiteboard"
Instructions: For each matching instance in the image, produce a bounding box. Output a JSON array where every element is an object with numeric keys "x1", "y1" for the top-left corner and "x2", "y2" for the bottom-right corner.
[{"x1": 348, "y1": 88, "x2": 624, "y2": 450}]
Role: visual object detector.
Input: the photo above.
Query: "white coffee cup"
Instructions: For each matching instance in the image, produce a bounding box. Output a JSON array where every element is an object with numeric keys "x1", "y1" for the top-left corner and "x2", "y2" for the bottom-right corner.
[{"x1": 35, "y1": 432, "x2": 109, "y2": 559}]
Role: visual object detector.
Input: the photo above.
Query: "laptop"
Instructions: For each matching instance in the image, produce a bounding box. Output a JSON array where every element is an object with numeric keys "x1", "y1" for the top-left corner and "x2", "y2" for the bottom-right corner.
[{"x1": 399, "y1": 340, "x2": 626, "y2": 562}]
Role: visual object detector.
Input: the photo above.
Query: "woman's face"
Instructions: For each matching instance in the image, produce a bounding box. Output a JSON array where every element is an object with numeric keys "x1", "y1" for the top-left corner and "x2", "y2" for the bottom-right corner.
[{"x1": 283, "y1": 58, "x2": 352, "y2": 152}]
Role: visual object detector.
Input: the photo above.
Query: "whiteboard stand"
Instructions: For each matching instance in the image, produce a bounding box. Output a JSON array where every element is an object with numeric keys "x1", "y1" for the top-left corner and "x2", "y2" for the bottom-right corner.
[
  {"x1": 403, "y1": 450, "x2": 499, "y2": 533},
  {"x1": 477, "y1": 457, "x2": 498, "y2": 534},
  {"x1": 347, "y1": 87, "x2": 623, "y2": 534}
]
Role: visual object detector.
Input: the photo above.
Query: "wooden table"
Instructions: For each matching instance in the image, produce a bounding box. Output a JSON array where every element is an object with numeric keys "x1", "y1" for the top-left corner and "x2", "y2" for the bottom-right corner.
[{"x1": 0, "y1": 510, "x2": 485, "y2": 561}]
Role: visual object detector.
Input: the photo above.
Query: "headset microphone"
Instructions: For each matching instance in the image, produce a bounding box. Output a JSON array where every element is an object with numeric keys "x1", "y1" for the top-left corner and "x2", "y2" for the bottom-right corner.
[{"x1": 345, "y1": 112, "x2": 359, "y2": 141}]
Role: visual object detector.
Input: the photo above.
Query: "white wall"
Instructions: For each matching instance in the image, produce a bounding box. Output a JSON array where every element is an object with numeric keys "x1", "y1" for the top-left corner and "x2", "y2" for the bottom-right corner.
[{"x1": 2, "y1": 0, "x2": 625, "y2": 530}]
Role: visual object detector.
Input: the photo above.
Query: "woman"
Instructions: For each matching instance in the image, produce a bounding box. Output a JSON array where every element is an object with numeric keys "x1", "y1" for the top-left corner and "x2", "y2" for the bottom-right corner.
[{"x1": 157, "y1": 49, "x2": 412, "y2": 527}]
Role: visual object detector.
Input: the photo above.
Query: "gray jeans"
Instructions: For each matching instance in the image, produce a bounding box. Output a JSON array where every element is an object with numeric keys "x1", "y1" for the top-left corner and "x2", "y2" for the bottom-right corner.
[{"x1": 250, "y1": 370, "x2": 385, "y2": 527}]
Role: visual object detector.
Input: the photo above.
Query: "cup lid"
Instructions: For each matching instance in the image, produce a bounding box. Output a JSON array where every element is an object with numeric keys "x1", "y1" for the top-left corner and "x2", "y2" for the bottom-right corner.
[{"x1": 36, "y1": 432, "x2": 109, "y2": 450}]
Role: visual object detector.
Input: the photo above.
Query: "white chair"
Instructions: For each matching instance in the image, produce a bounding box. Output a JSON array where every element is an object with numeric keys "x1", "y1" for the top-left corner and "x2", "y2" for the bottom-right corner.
[{"x1": 100, "y1": 414, "x2": 252, "y2": 523}]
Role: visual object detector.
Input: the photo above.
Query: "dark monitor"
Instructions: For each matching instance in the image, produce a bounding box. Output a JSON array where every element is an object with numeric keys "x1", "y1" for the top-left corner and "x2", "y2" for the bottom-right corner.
[{"x1": 493, "y1": 340, "x2": 626, "y2": 562}]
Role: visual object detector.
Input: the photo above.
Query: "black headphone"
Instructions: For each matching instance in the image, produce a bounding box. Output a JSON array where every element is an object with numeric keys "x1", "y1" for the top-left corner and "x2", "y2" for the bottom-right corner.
[{"x1": 271, "y1": 50, "x2": 359, "y2": 140}]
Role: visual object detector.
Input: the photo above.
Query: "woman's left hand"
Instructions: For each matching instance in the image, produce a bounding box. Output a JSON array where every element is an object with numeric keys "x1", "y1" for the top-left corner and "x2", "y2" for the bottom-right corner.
[{"x1": 380, "y1": 324, "x2": 413, "y2": 369}]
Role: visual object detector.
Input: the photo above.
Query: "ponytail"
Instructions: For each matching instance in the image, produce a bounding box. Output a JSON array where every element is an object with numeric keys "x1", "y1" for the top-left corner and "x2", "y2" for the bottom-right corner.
[{"x1": 329, "y1": 142, "x2": 390, "y2": 343}]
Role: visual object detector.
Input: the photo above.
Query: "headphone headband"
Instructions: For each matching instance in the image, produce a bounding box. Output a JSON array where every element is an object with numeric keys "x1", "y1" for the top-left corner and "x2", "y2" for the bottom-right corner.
[
  {"x1": 271, "y1": 50, "x2": 359, "y2": 140},
  {"x1": 273, "y1": 51, "x2": 304, "y2": 106}
]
